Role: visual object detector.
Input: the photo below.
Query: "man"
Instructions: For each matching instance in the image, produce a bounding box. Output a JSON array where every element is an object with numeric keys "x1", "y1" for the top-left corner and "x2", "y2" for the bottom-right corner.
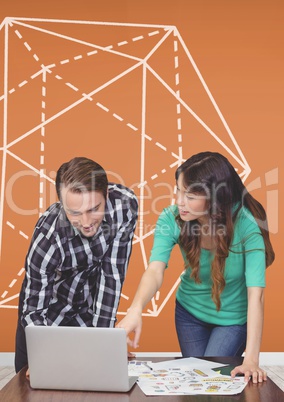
[{"x1": 15, "y1": 157, "x2": 138, "y2": 372}]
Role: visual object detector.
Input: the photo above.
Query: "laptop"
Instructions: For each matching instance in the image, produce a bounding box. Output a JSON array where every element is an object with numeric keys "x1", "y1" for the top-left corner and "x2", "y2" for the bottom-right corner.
[{"x1": 25, "y1": 325, "x2": 138, "y2": 392}]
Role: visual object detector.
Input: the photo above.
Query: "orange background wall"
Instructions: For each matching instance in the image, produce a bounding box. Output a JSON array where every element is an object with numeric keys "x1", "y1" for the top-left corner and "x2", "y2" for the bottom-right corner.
[{"x1": 0, "y1": 0, "x2": 283, "y2": 353}]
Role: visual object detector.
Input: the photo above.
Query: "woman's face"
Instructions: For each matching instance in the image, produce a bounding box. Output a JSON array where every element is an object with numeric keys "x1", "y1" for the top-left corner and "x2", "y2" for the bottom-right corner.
[{"x1": 176, "y1": 173, "x2": 209, "y2": 223}]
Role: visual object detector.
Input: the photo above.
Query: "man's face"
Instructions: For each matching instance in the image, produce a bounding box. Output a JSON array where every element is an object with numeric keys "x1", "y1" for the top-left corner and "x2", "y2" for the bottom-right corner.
[{"x1": 61, "y1": 186, "x2": 106, "y2": 237}]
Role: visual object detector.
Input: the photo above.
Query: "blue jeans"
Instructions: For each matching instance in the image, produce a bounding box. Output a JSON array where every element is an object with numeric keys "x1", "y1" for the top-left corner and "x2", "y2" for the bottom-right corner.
[{"x1": 175, "y1": 300, "x2": 247, "y2": 357}]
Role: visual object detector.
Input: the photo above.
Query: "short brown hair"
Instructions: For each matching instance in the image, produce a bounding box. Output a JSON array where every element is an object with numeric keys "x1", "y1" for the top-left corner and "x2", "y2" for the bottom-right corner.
[{"x1": 55, "y1": 157, "x2": 108, "y2": 200}]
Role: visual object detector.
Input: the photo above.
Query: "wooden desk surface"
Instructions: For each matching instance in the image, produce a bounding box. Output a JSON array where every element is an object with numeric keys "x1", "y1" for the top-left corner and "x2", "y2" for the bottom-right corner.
[{"x1": 1, "y1": 357, "x2": 283, "y2": 402}]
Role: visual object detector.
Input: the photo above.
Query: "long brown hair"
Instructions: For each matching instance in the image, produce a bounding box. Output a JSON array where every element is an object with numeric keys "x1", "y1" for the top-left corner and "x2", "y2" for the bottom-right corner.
[{"x1": 175, "y1": 152, "x2": 275, "y2": 310}]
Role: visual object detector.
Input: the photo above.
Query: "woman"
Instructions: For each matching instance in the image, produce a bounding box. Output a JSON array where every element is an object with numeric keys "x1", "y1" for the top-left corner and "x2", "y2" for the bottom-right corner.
[{"x1": 117, "y1": 151, "x2": 275, "y2": 383}]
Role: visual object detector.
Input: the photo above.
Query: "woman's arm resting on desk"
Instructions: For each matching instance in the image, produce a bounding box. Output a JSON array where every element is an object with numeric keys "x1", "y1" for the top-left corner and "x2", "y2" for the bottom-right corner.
[
  {"x1": 231, "y1": 287, "x2": 267, "y2": 383},
  {"x1": 116, "y1": 261, "x2": 166, "y2": 348}
]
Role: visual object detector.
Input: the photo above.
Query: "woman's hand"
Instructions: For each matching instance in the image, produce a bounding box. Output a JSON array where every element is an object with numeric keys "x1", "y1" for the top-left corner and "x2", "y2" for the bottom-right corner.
[
  {"x1": 116, "y1": 307, "x2": 143, "y2": 349},
  {"x1": 231, "y1": 362, "x2": 267, "y2": 383},
  {"x1": 234, "y1": 287, "x2": 266, "y2": 383},
  {"x1": 117, "y1": 261, "x2": 166, "y2": 349}
]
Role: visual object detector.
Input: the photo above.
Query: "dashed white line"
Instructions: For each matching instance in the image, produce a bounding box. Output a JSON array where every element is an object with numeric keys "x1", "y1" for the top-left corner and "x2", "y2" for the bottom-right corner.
[
  {"x1": 138, "y1": 181, "x2": 147, "y2": 188},
  {"x1": 148, "y1": 30, "x2": 159, "y2": 36},
  {"x1": 15, "y1": 30, "x2": 22, "y2": 39},
  {"x1": 113, "y1": 113, "x2": 123, "y2": 121},
  {"x1": 66, "y1": 83, "x2": 79, "y2": 91},
  {"x1": 19, "y1": 231, "x2": 29, "y2": 240},
  {"x1": 174, "y1": 40, "x2": 178, "y2": 52},
  {"x1": 96, "y1": 102, "x2": 109, "y2": 112},
  {"x1": 87, "y1": 50, "x2": 98, "y2": 56},
  {"x1": 2, "y1": 28, "x2": 161, "y2": 107},
  {"x1": 1, "y1": 265, "x2": 25, "y2": 301},
  {"x1": 175, "y1": 73, "x2": 180, "y2": 85},
  {"x1": 9, "y1": 279, "x2": 17, "y2": 288},
  {"x1": 24, "y1": 42, "x2": 31, "y2": 51},
  {"x1": 17, "y1": 268, "x2": 25, "y2": 276},
  {"x1": 174, "y1": 56, "x2": 179, "y2": 68},
  {"x1": 19, "y1": 80, "x2": 28, "y2": 88},
  {"x1": 144, "y1": 134, "x2": 152, "y2": 141},
  {"x1": 133, "y1": 35, "x2": 144, "y2": 42},
  {"x1": 8, "y1": 26, "x2": 175, "y2": 193},
  {"x1": 155, "y1": 142, "x2": 167, "y2": 151},
  {"x1": 127, "y1": 123, "x2": 138, "y2": 131},
  {"x1": 6, "y1": 222, "x2": 29, "y2": 240},
  {"x1": 6, "y1": 221, "x2": 15, "y2": 229},
  {"x1": 31, "y1": 70, "x2": 42, "y2": 79}
]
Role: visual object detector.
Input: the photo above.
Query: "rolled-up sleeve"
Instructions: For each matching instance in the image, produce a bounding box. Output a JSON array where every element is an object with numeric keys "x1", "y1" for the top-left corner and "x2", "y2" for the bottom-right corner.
[
  {"x1": 22, "y1": 231, "x2": 59, "y2": 327},
  {"x1": 93, "y1": 194, "x2": 138, "y2": 326}
]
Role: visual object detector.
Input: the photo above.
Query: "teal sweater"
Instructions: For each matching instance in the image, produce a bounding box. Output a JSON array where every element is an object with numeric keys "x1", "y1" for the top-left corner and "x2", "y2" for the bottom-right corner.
[{"x1": 149, "y1": 205, "x2": 266, "y2": 325}]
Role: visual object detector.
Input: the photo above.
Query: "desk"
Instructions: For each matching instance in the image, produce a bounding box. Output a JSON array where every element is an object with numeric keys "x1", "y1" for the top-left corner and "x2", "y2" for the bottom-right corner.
[{"x1": 1, "y1": 357, "x2": 283, "y2": 402}]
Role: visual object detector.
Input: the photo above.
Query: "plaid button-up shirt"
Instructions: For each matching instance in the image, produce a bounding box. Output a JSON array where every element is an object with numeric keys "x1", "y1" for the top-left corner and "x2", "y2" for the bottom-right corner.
[{"x1": 20, "y1": 183, "x2": 138, "y2": 328}]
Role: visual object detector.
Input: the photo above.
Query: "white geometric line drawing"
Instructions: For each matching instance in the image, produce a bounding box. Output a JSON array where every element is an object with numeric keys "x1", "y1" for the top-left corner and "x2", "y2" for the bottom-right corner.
[{"x1": 0, "y1": 17, "x2": 251, "y2": 317}]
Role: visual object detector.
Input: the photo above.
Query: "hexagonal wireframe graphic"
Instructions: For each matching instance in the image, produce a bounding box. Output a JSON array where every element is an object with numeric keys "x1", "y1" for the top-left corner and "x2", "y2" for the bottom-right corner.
[{"x1": 0, "y1": 17, "x2": 250, "y2": 318}]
